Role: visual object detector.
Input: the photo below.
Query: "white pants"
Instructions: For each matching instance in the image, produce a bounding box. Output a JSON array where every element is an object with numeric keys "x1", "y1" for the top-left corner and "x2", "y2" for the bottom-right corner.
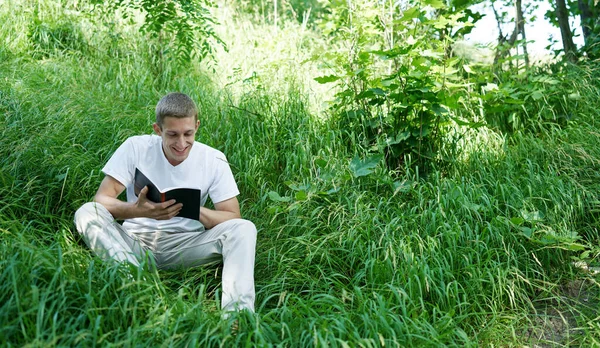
[{"x1": 74, "y1": 202, "x2": 257, "y2": 312}]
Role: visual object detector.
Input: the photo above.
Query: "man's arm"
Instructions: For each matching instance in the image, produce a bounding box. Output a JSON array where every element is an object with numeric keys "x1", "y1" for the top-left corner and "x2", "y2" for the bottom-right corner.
[
  {"x1": 199, "y1": 197, "x2": 241, "y2": 229},
  {"x1": 94, "y1": 175, "x2": 182, "y2": 220}
]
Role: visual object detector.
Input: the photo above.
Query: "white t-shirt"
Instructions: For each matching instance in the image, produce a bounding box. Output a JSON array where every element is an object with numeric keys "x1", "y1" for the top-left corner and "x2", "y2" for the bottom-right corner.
[{"x1": 102, "y1": 135, "x2": 239, "y2": 232}]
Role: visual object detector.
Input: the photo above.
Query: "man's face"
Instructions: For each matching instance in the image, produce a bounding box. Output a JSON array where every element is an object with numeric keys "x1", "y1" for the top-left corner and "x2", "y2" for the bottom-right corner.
[{"x1": 153, "y1": 116, "x2": 199, "y2": 166}]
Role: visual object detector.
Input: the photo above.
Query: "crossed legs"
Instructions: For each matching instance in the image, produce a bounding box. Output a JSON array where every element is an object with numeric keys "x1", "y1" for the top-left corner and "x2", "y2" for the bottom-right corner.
[{"x1": 74, "y1": 202, "x2": 257, "y2": 312}]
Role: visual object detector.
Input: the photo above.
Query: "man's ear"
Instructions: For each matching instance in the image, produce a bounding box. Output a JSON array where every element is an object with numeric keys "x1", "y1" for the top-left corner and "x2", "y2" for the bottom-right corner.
[
  {"x1": 153, "y1": 123, "x2": 162, "y2": 135},
  {"x1": 195, "y1": 119, "x2": 200, "y2": 131}
]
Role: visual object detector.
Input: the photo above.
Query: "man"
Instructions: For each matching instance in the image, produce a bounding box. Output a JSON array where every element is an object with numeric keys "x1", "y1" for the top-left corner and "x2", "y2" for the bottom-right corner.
[{"x1": 74, "y1": 92, "x2": 257, "y2": 313}]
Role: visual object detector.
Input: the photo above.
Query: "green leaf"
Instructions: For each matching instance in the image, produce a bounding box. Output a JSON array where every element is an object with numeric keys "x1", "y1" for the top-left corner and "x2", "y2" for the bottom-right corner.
[
  {"x1": 349, "y1": 155, "x2": 383, "y2": 177},
  {"x1": 510, "y1": 217, "x2": 525, "y2": 226},
  {"x1": 318, "y1": 187, "x2": 341, "y2": 196},
  {"x1": 450, "y1": 117, "x2": 485, "y2": 128},
  {"x1": 531, "y1": 90, "x2": 544, "y2": 100},
  {"x1": 396, "y1": 131, "x2": 411, "y2": 142},
  {"x1": 433, "y1": 15, "x2": 450, "y2": 29},
  {"x1": 393, "y1": 180, "x2": 413, "y2": 193},
  {"x1": 423, "y1": 0, "x2": 446, "y2": 9},
  {"x1": 370, "y1": 88, "x2": 386, "y2": 96},
  {"x1": 267, "y1": 206, "x2": 283, "y2": 214},
  {"x1": 520, "y1": 226, "x2": 533, "y2": 238},
  {"x1": 539, "y1": 234, "x2": 558, "y2": 244},
  {"x1": 385, "y1": 135, "x2": 401, "y2": 146},
  {"x1": 326, "y1": 187, "x2": 341, "y2": 195},
  {"x1": 521, "y1": 210, "x2": 544, "y2": 222},
  {"x1": 286, "y1": 182, "x2": 311, "y2": 191},
  {"x1": 563, "y1": 243, "x2": 586, "y2": 251},
  {"x1": 356, "y1": 90, "x2": 375, "y2": 99},
  {"x1": 314, "y1": 158, "x2": 327, "y2": 168},
  {"x1": 431, "y1": 104, "x2": 448, "y2": 116},
  {"x1": 314, "y1": 75, "x2": 340, "y2": 84},
  {"x1": 482, "y1": 83, "x2": 499, "y2": 92},
  {"x1": 267, "y1": 191, "x2": 291, "y2": 203},
  {"x1": 396, "y1": 7, "x2": 421, "y2": 22},
  {"x1": 295, "y1": 191, "x2": 308, "y2": 201}
]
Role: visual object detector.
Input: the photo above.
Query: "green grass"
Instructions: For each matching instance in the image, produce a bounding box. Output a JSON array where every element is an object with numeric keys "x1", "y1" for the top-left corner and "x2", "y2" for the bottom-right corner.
[{"x1": 1, "y1": 1, "x2": 600, "y2": 346}]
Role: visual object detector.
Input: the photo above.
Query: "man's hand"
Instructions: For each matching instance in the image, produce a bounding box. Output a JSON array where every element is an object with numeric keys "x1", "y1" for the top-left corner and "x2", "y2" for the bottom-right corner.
[
  {"x1": 135, "y1": 186, "x2": 183, "y2": 220},
  {"x1": 94, "y1": 175, "x2": 183, "y2": 220}
]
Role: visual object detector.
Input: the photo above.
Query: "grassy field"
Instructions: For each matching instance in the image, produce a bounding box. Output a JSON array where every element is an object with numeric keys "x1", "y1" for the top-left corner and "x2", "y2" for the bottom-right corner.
[{"x1": 1, "y1": 1, "x2": 600, "y2": 346}]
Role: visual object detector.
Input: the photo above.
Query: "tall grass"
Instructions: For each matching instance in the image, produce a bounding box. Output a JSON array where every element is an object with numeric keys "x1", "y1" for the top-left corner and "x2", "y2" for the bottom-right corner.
[{"x1": 1, "y1": 1, "x2": 599, "y2": 346}]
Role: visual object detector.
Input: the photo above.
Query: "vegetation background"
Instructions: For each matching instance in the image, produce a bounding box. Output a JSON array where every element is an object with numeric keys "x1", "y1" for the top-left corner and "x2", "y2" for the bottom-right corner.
[{"x1": 1, "y1": 0, "x2": 599, "y2": 346}]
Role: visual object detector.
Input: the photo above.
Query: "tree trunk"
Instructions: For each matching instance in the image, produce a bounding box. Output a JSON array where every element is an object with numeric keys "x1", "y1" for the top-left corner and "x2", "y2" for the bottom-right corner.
[
  {"x1": 578, "y1": 0, "x2": 600, "y2": 58},
  {"x1": 493, "y1": 0, "x2": 528, "y2": 68},
  {"x1": 556, "y1": 0, "x2": 578, "y2": 62},
  {"x1": 517, "y1": 2, "x2": 529, "y2": 67},
  {"x1": 578, "y1": 0, "x2": 594, "y2": 44}
]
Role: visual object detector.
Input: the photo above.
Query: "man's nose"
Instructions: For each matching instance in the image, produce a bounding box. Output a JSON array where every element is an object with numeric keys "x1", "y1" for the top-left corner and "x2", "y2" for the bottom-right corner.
[{"x1": 177, "y1": 135, "x2": 186, "y2": 147}]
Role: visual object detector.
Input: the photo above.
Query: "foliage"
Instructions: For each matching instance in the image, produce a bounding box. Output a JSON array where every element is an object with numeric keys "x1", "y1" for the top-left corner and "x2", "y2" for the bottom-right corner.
[
  {"x1": 92, "y1": 0, "x2": 226, "y2": 65},
  {"x1": 544, "y1": 0, "x2": 600, "y2": 59},
  {"x1": 314, "y1": 0, "x2": 479, "y2": 173}
]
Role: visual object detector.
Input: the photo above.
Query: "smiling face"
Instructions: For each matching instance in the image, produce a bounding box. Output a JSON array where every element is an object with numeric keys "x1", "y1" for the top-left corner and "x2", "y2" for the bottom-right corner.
[{"x1": 153, "y1": 116, "x2": 199, "y2": 166}]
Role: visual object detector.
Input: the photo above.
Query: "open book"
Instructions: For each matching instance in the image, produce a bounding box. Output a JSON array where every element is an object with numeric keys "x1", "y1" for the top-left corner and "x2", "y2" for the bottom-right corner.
[{"x1": 133, "y1": 168, "x2": 201, "y2": 221}]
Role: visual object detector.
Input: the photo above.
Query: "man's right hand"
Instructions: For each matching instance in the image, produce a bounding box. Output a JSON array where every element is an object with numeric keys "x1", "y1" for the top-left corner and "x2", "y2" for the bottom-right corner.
[
  {"x1": 94, "y1": 175, "x2": 183, "y2": 221},
  {"x1": 135, "y1": 186, "x2": 183, "y2": 220}
]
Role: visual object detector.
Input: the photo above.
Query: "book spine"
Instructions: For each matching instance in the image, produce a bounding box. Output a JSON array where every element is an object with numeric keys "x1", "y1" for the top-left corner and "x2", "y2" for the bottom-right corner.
[{"x1": 161, "y1": 192, "x2": 166, "y2": 202}]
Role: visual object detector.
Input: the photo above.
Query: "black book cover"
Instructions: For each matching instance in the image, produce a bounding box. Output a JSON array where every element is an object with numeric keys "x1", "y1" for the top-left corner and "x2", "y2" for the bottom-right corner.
[{"x1": 134, "y1": 168, "x2": 201, "y2": 221}]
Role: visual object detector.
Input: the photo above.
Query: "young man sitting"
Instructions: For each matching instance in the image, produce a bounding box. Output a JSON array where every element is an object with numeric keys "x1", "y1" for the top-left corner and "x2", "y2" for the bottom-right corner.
[{"x1": 74, "y1": 92, "x2": 257, "y2": 313}]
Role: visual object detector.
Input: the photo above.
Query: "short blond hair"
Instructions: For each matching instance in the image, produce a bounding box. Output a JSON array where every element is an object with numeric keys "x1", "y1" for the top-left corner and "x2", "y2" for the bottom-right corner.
[{"x1": 155, "y1": 92, "x2": 198, "y2": 128}]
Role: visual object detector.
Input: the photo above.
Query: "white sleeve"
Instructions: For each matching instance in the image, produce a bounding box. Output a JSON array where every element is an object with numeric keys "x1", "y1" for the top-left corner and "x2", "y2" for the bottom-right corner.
[
  {"x1": 101, "y1": 137, "x2": 137, "y2": 188},
  {"x1": 208, "y1": 154, "x2": 240, "y2": 204}
]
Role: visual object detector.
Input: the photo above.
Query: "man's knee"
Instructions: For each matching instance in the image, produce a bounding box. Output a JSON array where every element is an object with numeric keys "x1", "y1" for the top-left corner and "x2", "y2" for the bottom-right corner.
[
  {"x1": 227, "y1": 219, "x2": 257, "y2": 240},
  {"x1": 74, "y1": 202, "x2": 111, "y2": 232},
  {"x1": 236, "y1": 218, "x2": 257, "y2": 234},
  {"x1": 75, "y1": 202, "x2": 99, "y2": 217}
]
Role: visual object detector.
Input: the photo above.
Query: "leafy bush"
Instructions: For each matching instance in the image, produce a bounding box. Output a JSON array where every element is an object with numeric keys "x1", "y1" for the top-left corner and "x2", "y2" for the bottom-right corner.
[
  {"x1": 92, "y1": 0, "x2": 225, "y2": 65},
  {"x1": 314, "y1": 0, "x2": 476, "y2": 173}
]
